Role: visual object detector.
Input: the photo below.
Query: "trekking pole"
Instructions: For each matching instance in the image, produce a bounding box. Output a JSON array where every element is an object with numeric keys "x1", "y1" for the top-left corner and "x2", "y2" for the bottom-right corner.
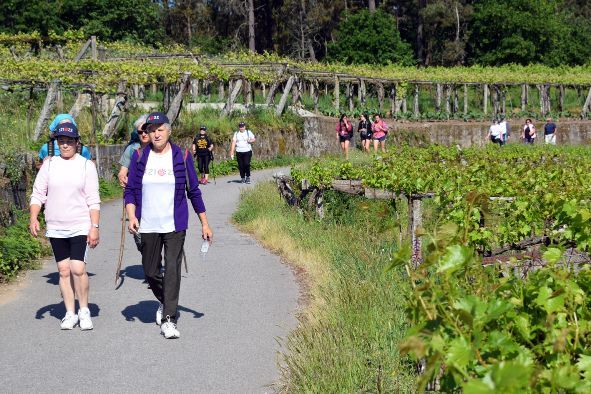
[
  {"x1": 210, "y1": 151, "x2": 216, "y2": 185},
  {"x1": 115, "y1": 197, "x2": 126, "y2": 288},
  {"x1": 182, "y1": 248, "x2": 188, "y2": 274}
]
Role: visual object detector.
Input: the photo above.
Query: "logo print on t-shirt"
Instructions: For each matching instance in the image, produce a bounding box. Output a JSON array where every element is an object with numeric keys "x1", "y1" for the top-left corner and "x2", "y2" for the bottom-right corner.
[{"x1": 158, "y1": 169, "x2": 166, "y2": 176}]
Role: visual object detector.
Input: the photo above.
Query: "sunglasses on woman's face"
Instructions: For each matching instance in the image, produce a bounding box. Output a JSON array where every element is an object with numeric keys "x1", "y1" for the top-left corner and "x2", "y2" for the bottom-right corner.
[
  {"x1": 139, "y1": 129, "x2": 150, "y2": 135},
  {"x1": 57, "y1": 137, "x2": 77, "y2": 145}
]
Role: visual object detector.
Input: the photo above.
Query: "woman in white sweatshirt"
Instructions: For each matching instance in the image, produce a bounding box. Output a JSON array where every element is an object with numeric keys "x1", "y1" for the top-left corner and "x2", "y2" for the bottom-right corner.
[{"x1": 29, "y1": 122, "x2": 101, "y2": 331}]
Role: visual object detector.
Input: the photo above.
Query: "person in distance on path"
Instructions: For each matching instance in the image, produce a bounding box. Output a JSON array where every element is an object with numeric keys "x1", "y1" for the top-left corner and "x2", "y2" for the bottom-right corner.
[
  {"x1": 358, "y1": 113, "x2": 372, "y2": 153},
  {"x1": 229, "y1": 121, "x2": 256, "y2": 184},
  {"x1": 486, "y1": 118, "x2": 504, "y2": 146},
  {"x1": 124, "y1": 112, "x2": 213, "y2": 339},
  {"x1": 522, "y1": 118, "x2": 536, "y2": 144},
  {"x1": 336, "y1": 114, "x2": 353, "y2": 159},
  {"x1": 371, "y1": 114, "x2": 389, "y2": 153},
  {"x1": 191, "y1": 125, "x2": 214, "y2": 185},
  {"x1": 29, "y1": 122, "x2": 101, "y2": 331},
  {"x1": 544, "y1": 117, "x2": 557, "y2": 145}
]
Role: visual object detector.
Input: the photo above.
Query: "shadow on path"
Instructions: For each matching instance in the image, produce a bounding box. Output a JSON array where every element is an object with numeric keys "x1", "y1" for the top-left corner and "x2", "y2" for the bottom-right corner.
[
  {"x1": 43, "y1": 272, "x2": 96, "y2": 285},
  {"x1": 36, "y1": 302, "x2": 101, "y2": 320},
  {"x1": 121, "y1": 300, "x2": 204, "y2": 323},
  {"x1": 115, "y1": 265, "x2": 147, "y2": 290}
]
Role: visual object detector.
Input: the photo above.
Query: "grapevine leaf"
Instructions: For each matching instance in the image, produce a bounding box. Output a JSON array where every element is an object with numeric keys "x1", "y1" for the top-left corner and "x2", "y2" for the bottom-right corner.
[
  {"x1": 463, "y1": 379, "x2": 495, "y2": 394},
  {"x1": 576, "y1": 355, "x2": 591, "y2": 380},
  {"x1": 437, "y1": 245, "x2": 472, "y2": 274},
  {"x1": 535, "y1": 286, "x2": 566, "y2": 314},
  {"x1": 445, "y1": 336, "x2": 472, "y2": 371}
]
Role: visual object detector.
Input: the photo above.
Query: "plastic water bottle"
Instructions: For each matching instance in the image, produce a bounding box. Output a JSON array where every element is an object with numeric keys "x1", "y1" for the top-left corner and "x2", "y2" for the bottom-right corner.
[{"x1": 200, "y1": 239, "x2": 210, "y2": 261}]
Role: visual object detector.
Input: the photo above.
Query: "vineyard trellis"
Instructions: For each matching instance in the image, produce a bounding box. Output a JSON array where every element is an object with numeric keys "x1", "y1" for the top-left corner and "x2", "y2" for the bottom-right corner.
[{"x1": 3, "y1": 36, "x2": 591, "y2": 141}]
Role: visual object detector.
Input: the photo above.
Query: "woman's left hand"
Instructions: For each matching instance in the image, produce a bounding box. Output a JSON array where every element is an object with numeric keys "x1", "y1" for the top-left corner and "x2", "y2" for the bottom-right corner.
[{"x1": 87, "y1": 227, "x2": 100, "y2": 249}]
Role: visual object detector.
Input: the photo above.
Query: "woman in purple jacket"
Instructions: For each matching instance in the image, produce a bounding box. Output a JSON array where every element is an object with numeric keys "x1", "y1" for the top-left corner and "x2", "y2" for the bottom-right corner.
[{"x1": 124, "y1": 112, "x2": 213, "y2": 339}]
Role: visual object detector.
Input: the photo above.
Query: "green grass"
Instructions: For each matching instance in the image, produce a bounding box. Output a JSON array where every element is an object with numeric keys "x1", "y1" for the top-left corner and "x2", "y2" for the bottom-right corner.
[
  {"x1": 233, "y1": 182, "x2": 417, "y2": 392},
  {"x1": 0, "y1": 210, "x2": 49, "y2": 282}
]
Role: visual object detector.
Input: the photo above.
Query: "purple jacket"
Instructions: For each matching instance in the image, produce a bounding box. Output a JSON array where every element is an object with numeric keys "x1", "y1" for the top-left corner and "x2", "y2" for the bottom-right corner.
[{"x1": 124, "y1": 142, "x2": 206, "y2": 232}]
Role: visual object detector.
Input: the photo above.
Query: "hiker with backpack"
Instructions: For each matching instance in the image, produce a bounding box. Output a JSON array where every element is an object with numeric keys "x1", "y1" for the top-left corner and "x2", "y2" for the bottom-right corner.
[
  {"x1": 521, "y1": 118, "x2": 537, "y2": 144},
  {"x1": 358, "y1": 113, "x2": 372, "y2": 153},
  {"x1": 191, "y1": 125, "x2": 214, "y2": 185},
  {"x1": 37, "y1": 114, "x2": 92, "y2": 169},
  {"x1": 229, "y1": 122, "x2": 256, "y2": 184},
  {"x1": 118, "y1": 114, "x2": 150, "y2": 187},
  {"x1": 29, "y1": 122, "x2": 101, "y2": 331},
  {"x1": 335, "y1": 114, "x2": 353, "y2": 160},
  {"x1": 124, "y1": 112, "x2": 212, "y2": 339},
  {"x1": 371, "y1": 114, "x2": 389, "y2": 154}
]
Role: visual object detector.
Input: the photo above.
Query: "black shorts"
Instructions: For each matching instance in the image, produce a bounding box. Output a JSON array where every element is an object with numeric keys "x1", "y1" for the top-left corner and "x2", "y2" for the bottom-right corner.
[
  {"x1": 49, "y1": 235, "x2": 88, "y2": 263},
  {"x1": 360, "y1": 133, "x2": 372, "y2": 141},
  {"x1": 339, "y1": 135, "x2": 352, "y2": 143}
]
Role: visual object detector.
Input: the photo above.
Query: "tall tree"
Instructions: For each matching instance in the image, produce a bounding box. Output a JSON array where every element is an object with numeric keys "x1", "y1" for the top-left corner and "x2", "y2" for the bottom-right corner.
[
  {"x1": 326, "y1": 9, "x2": 415, "y2": 65},
  {"x1": 248, "y1": 0, "x2": 255, "y2": 51},
  {"x1": 469, "y1": 0, "x2": 591, "y2": 66},
  {"x1": 419, "y1": 0, "x2": 472, "y2": 65}
]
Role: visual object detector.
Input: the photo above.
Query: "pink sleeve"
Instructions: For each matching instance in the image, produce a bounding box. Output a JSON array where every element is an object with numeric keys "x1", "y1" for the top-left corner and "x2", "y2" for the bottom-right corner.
[
  {"x1": 84, "y1": 161, "x2": 101, "y2": 209},
  {"x1": 381, "y1": 121, "x2": 389, "y2": 130},
  {"x1": 371, "y1": 123, "x2": 376, "y2": 132},
  {"x1": 335, "y1": 123, "x2": 340, "y2": 132},
  {"x1": 30, "y1": 160, "x2": 49, "y2": 206}
]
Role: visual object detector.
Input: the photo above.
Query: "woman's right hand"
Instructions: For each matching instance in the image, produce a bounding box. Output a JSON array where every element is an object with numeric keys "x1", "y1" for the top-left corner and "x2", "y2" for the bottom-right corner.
[
  {"x1": 128, "y1": 217, "x2": 140, "y2": 234},
  {"x1": 29, "y1": 217, "x2": 40, "y2": 236}
]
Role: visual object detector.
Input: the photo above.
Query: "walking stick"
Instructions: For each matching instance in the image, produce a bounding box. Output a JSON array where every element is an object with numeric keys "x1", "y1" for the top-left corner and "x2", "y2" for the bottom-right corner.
[
  {"x1": 182, "y1": 248, "x2": 188, "y2": 273},
  {"x1": 209, "y1": 151, "x2": 216, "y2": 185},
  {"x1": 115, "y1": 198, "x2": 126, "y2": 288}
]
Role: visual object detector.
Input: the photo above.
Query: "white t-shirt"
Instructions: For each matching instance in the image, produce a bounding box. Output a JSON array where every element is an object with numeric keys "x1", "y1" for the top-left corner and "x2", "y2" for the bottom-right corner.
[
  {"x1": 140, "y1": 149, "x2": 175, "y2": 233},
  {"x1": 489, "y1": 124, "x2": 503, "y2": 137},
  {"x1": 233, "y1": 130, "x2": 254, "y2": 153}
]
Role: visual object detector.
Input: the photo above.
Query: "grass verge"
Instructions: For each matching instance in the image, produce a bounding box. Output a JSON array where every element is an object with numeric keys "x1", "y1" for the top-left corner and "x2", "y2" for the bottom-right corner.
[
  {"x1": 233, "y1": 182, "x2": 416, "y2": 392},
  {"x1": 0, "y1": 210, "x2": 50, "y2": 282}
]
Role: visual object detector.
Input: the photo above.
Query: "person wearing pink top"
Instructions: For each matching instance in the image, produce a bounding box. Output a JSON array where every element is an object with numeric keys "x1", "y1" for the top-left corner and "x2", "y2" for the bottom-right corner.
[
  {"x1": 335, "y1": 114, "x2": 353, "y2": 160},
  {"x1": 29, "y1": 122, "x2": 101, "y2": 331},
  {"x1": 371, "y1": 114, "x2": 389, "y2": 153}
]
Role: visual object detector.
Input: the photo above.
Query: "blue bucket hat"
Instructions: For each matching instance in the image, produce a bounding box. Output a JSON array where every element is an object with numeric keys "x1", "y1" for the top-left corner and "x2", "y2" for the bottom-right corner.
[{"x1": 49, "y1": 114, "x2": 77, "y2": 132}]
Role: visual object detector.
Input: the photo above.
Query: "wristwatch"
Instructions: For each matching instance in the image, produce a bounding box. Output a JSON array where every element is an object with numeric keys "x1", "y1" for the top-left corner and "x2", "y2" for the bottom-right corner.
[{"x1": 92, "y1": 223, "x2": 100, "y2": 229}]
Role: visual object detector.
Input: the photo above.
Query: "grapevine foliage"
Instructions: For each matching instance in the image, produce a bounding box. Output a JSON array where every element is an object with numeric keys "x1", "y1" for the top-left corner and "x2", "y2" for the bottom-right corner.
[{"x1": 293, "y1": 145, "x2": 591, "y2": 391}]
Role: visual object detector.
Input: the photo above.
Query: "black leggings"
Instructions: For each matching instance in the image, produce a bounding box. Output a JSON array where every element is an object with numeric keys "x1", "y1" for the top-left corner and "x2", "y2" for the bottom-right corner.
[
  {"x1": 236, "y1": 151, "x2": 252, "y2": 178},
  {"x1": 197, "y1": 154, "x2": 211, "y2": 175}
]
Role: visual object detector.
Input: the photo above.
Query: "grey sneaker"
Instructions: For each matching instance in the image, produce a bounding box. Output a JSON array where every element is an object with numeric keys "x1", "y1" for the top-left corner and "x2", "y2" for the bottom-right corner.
[
  {"x1": 156, "y1": 303, "x2": 163, "y2": 326},
  {"x1": 241, "y1": 177, "x2": 246, "y2": 183},
  {"x1": 78, "y1": 307, "x2": 93, "y2": 331},
  {"x1": 60, "y1": 311, "x2": 79, "y2": 330},
  {"x1": 245, "y1": 176, "x2": 251, "y2": 184},
  {"x1": 161, "y1": 316, "x2": 180, "y2": 339}
]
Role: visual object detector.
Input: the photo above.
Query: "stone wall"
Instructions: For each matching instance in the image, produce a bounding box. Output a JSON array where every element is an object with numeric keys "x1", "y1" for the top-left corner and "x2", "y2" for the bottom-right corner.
[{"x1": 311, "y1": 116, "x2": 591, "y2": 151}]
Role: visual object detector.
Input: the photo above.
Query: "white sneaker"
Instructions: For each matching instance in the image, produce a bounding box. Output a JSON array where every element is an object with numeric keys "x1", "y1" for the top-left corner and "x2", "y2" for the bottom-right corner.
[
  {"x1": 160, "y1": 317, "x2": 180, "y2": 339},
  {"x1": 60, "y1": 311, "x2": 79, "y2": 330},
  {"x1": 156, "y1": 303, "x2": 163, "y2": 326},
  {"x1": 78, "y1": 307, "x2": 93, "y2": 331}
]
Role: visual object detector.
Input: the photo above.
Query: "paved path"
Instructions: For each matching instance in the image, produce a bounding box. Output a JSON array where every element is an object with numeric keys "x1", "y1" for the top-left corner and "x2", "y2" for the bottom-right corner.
[{"x1": 0, "y1": 169, "x2": 299, "y2": 393}]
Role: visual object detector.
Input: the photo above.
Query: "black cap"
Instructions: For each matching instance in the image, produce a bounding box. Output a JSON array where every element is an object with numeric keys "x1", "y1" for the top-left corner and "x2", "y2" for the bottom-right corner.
[
  {"x1": 199, "y1": 125, "x2": 207, "y2": 131},
  {"x1": 238, "y1": 122, "x2": 246, "y2": 127}
]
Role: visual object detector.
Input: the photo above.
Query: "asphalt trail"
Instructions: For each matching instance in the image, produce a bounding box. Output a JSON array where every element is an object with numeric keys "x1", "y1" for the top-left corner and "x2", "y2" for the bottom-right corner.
[{"x1": 0, "y1": 168, "x2": 299, "y2": 393}]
